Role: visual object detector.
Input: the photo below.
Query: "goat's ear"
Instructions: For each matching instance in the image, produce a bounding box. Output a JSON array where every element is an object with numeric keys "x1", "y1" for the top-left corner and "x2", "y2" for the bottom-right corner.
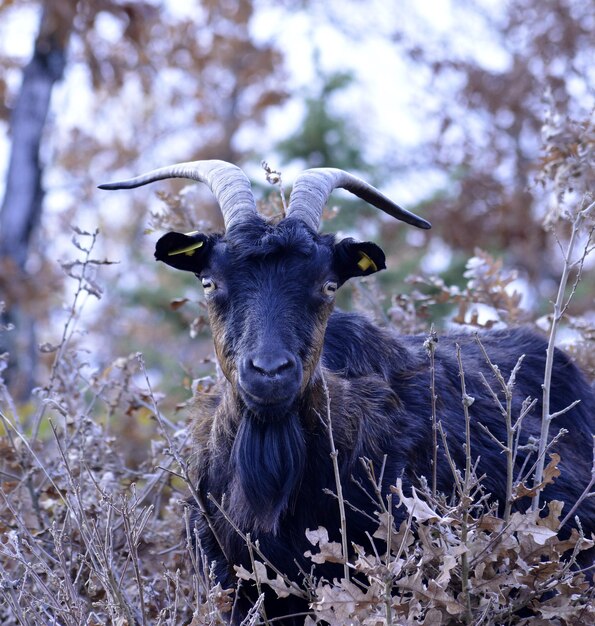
[
  {"x1": 333, "y1": 238, "x2": 386, "y2": 284},
  {"x1": 155, "y1": 232, "x2": 213, "y2": 272}
]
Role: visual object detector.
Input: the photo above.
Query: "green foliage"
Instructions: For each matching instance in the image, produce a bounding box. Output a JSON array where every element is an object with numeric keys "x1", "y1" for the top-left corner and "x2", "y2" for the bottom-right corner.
[{"x1": 277, "y1": 66, "x2": 368, "y2": 172}]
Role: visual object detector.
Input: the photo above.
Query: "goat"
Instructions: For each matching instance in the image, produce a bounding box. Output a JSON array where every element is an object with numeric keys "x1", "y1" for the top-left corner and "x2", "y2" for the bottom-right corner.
[{"x1": 100, "y1": 161, "x2": 594, "y2": 623}]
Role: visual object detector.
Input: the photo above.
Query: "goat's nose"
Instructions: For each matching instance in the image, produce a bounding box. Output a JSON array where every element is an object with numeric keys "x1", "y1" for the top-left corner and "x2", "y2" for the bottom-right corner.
[
  {"x1": 239, "y1": 350, "x2": 303, "y2": 411},
  {"x1": 248, "y1": 353, "x2": 296, "y2": 378}
]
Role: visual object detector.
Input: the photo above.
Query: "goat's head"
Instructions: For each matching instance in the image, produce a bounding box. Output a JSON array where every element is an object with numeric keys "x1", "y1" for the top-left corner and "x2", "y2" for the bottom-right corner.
[{"x1": 100, "y1": 161, "x2": 430, "y2": 421}]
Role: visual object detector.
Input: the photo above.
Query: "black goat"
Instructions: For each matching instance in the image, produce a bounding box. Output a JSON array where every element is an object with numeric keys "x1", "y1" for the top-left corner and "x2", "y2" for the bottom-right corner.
[{"x1": 101, "y1": 161, "x2": 594, "y2": 623}]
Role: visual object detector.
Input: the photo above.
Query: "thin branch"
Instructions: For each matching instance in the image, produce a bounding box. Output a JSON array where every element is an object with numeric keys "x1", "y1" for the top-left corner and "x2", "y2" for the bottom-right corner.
[
  {"x1": 532, "y1": 197, "x2": 595, "y2": 511},
  {"x1": 319, "y1": 372, "x2": 350, "y2": 581},
  {"x1": 424, "y1": 328, "x2": 439, "y2": 498},
  {"x1": 560, "y1": 437, "x2": 595, "y2": 527},
  {"x1": 456, "y1": 344, "x2": 473, "y2": 625}
]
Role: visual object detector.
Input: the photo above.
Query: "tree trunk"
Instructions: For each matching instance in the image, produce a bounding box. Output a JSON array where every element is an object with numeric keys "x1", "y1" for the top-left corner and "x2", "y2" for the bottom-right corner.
[{"x1": 0, "y1": 1, "x2": 75, "y2": 401}]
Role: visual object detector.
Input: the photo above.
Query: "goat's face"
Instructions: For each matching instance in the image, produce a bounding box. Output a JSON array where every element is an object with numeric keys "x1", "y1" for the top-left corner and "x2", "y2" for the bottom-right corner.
[
  {"x1": 156, "y1": 216, "x2": 386, "y2": 420},
  {"x1": 101, "y1": 160, "x2": 428, "y2": 421}
]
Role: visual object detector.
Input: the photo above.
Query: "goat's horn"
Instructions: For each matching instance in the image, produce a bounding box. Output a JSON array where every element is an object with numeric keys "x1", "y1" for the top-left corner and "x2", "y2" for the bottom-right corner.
[
  {"x1": 99, "y1": 160, "x2": 258, "y2": 230},
  {"x1": 286, "y1": 168, "x2": 431, "y2": 231}
]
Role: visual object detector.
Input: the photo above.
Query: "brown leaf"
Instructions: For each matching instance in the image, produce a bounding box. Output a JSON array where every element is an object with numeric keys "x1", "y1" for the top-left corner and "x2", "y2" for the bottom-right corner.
[
  {"x1": 508, "y1": 511, "x2": 557, "y2": 545},
  {"x1": 312, "y1": 578, "x2": 382, "y2": 623},
  {"x1": 305, "y1": 526, "x2": 345, "y2": 564},
  {"x1": 170, "y1": 297, "x2": 189, "y2": 311},
  {"x1": 234, "y1": 561, "x2": 293, "y2": 599},
  {"x1": 373, "y1": 512, "x2": 415, "y2": 554},
  {"x1": 420, "y1": 608, "x2": 444, "y2": 625},
  {"x1": 477, "y1": 514, "x2": 505, "y2": 532},
  {"x1": 391, "y1": 478, "x2": 454, "y2": 524},
  {"x1": 554, "y1": 528, "x2": 595, "y2": 555},
  {"x1": 435, "y1": 553, "x2": 459, "y2": 587},
  {"x1": 540, "y1": 499, "x2": 564, "y2": 531},
  {"x1": 543, "y1": 453, "x2": 561, "y2": 483},
  {"x1": 513, "y1": 453, "x2": 562, "y2": 500},
  {"x1": 397, "y1": 573, "x2": 462, "y2": 616}
]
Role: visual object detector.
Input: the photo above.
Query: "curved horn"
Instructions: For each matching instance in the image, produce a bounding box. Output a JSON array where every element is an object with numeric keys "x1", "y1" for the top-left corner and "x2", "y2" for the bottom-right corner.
[
  {"x1": 286, "y1": 168, "x2": 431, "y2": 232},
  {"x1": 99, "y1": 160, "x2": 257, "y2": 230}
]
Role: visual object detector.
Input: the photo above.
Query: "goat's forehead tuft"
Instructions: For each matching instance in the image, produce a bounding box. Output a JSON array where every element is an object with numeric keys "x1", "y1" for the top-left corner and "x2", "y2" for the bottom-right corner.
[{"x1": 223, "y1": 216, "x2": 330, "y2": 260}]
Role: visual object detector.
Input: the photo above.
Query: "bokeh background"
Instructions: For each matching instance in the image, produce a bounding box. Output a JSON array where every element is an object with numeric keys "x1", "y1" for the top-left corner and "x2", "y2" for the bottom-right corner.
[{"x1": 1, "y1": 0, "x2": 594, "y2": 414}]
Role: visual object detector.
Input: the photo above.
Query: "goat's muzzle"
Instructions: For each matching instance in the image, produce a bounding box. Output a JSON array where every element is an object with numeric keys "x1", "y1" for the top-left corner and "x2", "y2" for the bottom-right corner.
[{"x1": 238, "y1": 350, "x2": 303, "y2": 417}]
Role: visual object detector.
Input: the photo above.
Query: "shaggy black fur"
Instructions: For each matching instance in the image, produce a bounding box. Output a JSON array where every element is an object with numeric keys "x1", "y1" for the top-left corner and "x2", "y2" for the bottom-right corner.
[{"x1": 231, "y1": 411, "x2": 306, "y2": 533}]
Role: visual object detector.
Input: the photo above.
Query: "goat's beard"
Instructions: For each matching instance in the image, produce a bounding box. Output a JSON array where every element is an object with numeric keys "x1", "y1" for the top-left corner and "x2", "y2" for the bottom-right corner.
[{"x1": 231, "y1": 410, "x2": 306, "y2": 534}]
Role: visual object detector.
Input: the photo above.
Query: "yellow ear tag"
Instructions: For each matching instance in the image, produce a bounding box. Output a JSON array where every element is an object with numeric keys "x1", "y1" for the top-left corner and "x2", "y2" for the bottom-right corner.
[
  {"x1": 357, "y1": 252, "x2": 377, "y2": 272},
  {"x1": 168, "y1": 240, "x2": 204, "y2": 257}
]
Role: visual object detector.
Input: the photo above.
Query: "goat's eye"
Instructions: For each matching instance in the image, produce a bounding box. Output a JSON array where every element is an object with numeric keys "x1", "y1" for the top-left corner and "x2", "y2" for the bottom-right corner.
[
  {"x1": 322, "y1": 281, "x2": 338, "y2": 297},
  {"x1": 201, "y1": 277, "x2": 216, "y2": 293}
]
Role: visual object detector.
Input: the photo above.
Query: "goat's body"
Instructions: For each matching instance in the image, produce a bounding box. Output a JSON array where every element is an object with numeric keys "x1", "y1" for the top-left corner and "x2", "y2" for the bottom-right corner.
[
  {"x1": 192, "y1": 311, "x2": 595, "y2": 623},
  {"x1": 102, "y1": 161, "x2": 594, "y2": 623}
]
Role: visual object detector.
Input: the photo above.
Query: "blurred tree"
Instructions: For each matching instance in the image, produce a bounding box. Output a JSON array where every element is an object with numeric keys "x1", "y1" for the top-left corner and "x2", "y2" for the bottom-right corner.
[
  {"x1": 0, "y1": 0, "x2": 76, "y2": 399},
  {"x1": 286, "y1": 0, "x2": 593, "y2": 312},
  {"x1": 390, "y1": 0, "x2": 594, "y2": 286},
  {"x1": 277, "y1": 65, "x2": 368, "y2": 173},
  {"x1": 0, "y1": 0, "x2": 287, "y2": 401}
]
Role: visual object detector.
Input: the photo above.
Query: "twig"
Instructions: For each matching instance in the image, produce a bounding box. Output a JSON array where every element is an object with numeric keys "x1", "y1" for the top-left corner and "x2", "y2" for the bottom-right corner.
[
  {"x1": 262, "y1": 161, "x2": 288, "y2": 215},
  {"x1": 184, "y1": 507, "x2": 205, "y2": 607},
  {"x1": 121, "y1": 491, "x2": 152, "y2": 626},
  {"x1": 136, "y1": 354, "x2": 229, "y2": 562},
  {"x1": 319, "y1": 371, "x2": 350, "y2": 581},
  {"x1": 424, "y1": 328, "x2": 439, "y2": 498},
  {"x1": 384, "y1": 493, "x2": 393, "y2": 626},
  {"x1": 475, "y1": 336, "x2": 527, "y2": 521},
  {"x1": 0, "y1": 411, "x2": 67, "y2": 507},
  {"x1": 206, "y1": 494, "x2": 306, "y2": 599},
  {"x1": 34, "y1": 229, "x2": 103, "y2": 440},
  {"x1": 560, "y1": 437, "x2": 595, "y2": 527},
  {"x1": 356, "y1": 456, "x2": 389, "y2": 514},
  {"x1": 456, "y1": 344, "x2": 473, "y2": 625},
  {"x1": 532, "y1": 198, "x2": 595, "y2": 510},
  {"x1": 239, "y1": 593, "x2": 265, "y2": 626},
  {"x1": 246, "y1": 533, "x2": 270, "y2": 626}
]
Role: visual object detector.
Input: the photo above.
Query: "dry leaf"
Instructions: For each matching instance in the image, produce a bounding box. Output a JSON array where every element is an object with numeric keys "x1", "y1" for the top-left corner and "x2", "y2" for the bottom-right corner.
[
  {"x1": 508, "y1": 511, "x2": 558, "y2": 545},
  {"x1": 235, "y1": 561, "x2": 294, "y2": 599},
  {"x1": 540, "y1": 499, "x2": 564, "y2": 531},
  {"x1": 420, "y1": 608, "x2": 443, "y2": 625},
  {"x1": 170, "y1": 297, "x2": 189, "y2": 310},
  {"x1": 514, "y1": 454, "x2": 562, "y2": 499},
  {"x1": 312, "y1": 578, "x2": 382, "y2": 623},
  {"x1": 305, "y1": 526, "x2": 345, "y2": 564},
  {"x1": 391, "y1": 478, "x2": 454, "y2": 524}
]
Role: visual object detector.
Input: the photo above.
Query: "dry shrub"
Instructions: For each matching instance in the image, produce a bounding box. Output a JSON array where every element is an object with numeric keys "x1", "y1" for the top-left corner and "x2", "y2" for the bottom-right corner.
[
  {"x1": 0, "y1": 232, "x2": 218, "y2": 625},
  {"x1": 278, "y1": 478, "x2": 595, "y2": 625}
]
